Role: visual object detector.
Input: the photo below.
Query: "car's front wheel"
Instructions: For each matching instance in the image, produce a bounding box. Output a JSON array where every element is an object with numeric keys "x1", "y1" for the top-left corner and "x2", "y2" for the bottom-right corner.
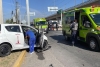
[
  {"x1": 42, "y1": 40, "x2": 48, "y2": 50},
  {"x1": 0, "y1": 44, "x2": 11, "y2": 57}
]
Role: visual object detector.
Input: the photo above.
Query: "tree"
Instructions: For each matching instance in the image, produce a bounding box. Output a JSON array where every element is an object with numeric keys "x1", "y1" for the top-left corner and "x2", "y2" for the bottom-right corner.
[
  {"x1": 57, "y1": 9, "x2": 63, "y2": 14},
  {"x1": 6, "y1": 19, "x2": 10, "y2": 23},
  {"x1": 5, "y1": 18, "x2": 13, "y2": 24}
]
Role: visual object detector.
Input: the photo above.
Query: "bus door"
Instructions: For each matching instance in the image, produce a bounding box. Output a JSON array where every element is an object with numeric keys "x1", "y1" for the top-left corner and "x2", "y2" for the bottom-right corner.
[
  {"x1": 74, "y1": 11, "x2": 81, "y2": 37},
  {"x1": 79, "y1": 15, "x2": 92, "y2": 41}
]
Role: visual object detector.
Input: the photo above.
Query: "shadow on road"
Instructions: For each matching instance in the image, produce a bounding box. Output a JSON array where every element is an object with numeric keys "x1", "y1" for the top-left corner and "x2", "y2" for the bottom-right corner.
[
  {"x1": 34, "y1": 47, "x2": 45, "y2": 60},
  {"x1": 34, "y1": 46, "x2": 51, "y2": 60},
  {"x1": 50, "y1": 35, "x2": 91, "y2": 51},
  {"x1": 35, "y1": 52, "x2": 45, "y2": 60}
]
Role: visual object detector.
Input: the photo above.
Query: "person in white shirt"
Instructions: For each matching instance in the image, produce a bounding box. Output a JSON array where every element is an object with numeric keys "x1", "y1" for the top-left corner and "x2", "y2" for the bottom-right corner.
[{"x1": 70, "y1": 19, "x2": 78, "y2": 45}]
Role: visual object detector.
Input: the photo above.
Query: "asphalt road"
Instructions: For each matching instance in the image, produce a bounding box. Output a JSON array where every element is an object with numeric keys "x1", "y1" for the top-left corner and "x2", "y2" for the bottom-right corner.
[
  {"x1": 21, "y1": 30, "x2": 100, "y2": 67},
  {"x1": 47, "y1": 31, "x2": 100, "y2": 67}
]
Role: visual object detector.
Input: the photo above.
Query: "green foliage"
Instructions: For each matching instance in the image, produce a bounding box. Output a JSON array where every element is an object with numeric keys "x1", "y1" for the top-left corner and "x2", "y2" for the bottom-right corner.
[
  {"x1": 5, "y1": 18, "x2": 13, "y2": 24},
  {"x1": 57, "y1": 9, "x2": 63, "y2": 14}
]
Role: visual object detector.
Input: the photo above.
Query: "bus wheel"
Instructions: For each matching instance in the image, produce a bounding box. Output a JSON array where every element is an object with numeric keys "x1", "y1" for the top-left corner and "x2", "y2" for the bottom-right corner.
[
  {"x1": 89, "y1": 38, "x2": 100, "y2": 51},
  {"x1": 0, "y1": 44, "x2": 11, "y2": 57}
]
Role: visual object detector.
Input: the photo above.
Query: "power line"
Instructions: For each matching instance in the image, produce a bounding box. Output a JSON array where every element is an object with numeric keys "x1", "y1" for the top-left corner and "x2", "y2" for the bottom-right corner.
[
  {"x1": 57, "y1": 0, "x2": 66, "y2": 4},
  {"x1": 10, "y1": 0, "x2": 14, "y2": 10},
  {"x1": 54, "y1": 0, "x2": 55, "y2": 6},
  {"x1": 59, "y1": 0, "x2": 72, "y2": 9},
  {"x1": 55, "y1": 0, "x2": 66, "y2": 7}
]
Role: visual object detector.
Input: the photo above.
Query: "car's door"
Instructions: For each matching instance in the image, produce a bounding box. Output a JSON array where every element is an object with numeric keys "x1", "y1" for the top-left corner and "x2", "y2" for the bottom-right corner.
[
  {"x1": 21, "y1": 26, "x2": 38, "y2": 36},
  {"x1": 21, "y1": 26, "x2": 38, "y2": 45},
  {"x1": 21, "y1": 26, "x2": 44, "y2": 47},
  {"x1": 4, "y1": 25, "x2": 24, "y2": 48}
]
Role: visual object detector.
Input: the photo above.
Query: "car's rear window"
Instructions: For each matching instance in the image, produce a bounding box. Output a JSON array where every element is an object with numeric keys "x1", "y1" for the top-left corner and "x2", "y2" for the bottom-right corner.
[
  {"x1": 5, "y1": 26, "x2": 21, "y2": 32},
  {"x1": 0, "y1": 24, "x2": 1, "y2": 31}
]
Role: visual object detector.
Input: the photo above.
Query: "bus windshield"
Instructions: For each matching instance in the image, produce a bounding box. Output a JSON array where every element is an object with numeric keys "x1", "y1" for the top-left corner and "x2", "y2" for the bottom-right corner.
[
  {"x1": 90, "y1": 13, "x2": 100, "y2": 25},
  {"x1": 36, "y1": 21, "x2": 47, "y2": 25}
]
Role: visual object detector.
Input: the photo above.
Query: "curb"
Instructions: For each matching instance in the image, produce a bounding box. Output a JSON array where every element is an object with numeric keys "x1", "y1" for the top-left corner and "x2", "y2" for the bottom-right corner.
[{"x1": 12, "y1": 50, "x2": 26, "y2": 67}]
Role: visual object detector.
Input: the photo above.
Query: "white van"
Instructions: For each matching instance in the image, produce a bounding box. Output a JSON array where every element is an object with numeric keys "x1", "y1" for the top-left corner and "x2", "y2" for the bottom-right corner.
[{"x1": 0, "y1": 24, "x2": 48, "y2": 57}]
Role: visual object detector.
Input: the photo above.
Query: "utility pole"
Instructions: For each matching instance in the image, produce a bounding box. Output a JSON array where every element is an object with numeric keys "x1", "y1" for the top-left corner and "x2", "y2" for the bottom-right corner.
[
  {"x1": 0, "y1": 0, "x2": 3, "y2": 24},
  {"x1": 15, "y1": 2, "x2": 19, "y2": 24},
  {"x1": 61, "y1": 10, "x2": 62, "y2": 25},
  {"x1": 26, "y1": 0, "x2": 30, "y2": 26},
  {"x1": 20, "y1": 15, "x2": 21, "y2": 24}
]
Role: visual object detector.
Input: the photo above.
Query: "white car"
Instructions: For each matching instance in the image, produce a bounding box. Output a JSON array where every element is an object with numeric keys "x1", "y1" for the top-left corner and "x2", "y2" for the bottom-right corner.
[{"x1": 0, "y1": 24, "x2": 48, "y2": 57}]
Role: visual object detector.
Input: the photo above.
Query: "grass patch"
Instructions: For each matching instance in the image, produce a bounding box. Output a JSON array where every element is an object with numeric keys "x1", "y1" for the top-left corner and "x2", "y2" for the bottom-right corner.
[{"x1": 0, "y1": 51, "x2": 21, "y2": 67}]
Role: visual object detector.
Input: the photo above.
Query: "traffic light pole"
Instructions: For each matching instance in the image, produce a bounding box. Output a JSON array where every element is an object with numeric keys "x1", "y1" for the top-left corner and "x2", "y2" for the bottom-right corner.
[
  {"x1": 16, "y1": 2, "x2": 19, "y2": 24},
  {"x1": 26, "y1": 0, "x2": 30, "y2": 26},
  {"x1": 0, "y1": 0, "x2": 3, "y2": 24},
  {"x1": 61, "y1": 10, "x2": 62, "y2": 25}
]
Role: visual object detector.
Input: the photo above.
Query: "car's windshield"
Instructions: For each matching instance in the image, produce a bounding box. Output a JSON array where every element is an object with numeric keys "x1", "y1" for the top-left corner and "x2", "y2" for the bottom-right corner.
[
  {"x1": 52, "y1": 22, "x2": 57, "y2": 24},
  {"x1": 90, "y1": 13, "x2": 100, "y2": 25}
]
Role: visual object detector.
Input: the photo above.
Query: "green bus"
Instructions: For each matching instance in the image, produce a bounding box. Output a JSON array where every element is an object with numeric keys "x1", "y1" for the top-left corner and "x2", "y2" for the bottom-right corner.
[
  {"x1": 34, "y1": 18, "x2": 48, "y2": 33},
  {"x1": 62, "y1": 6, "x2": 100, "y2": 51}
]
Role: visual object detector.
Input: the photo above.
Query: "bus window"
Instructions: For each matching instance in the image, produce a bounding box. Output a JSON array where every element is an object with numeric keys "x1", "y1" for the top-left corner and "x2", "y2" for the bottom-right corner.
[
  {"x1": 65, "y1": 16, "x2": 74, "y2": 24},
  {"x1": 81, "y1": 15, "x2": 92, "y2": 28}
]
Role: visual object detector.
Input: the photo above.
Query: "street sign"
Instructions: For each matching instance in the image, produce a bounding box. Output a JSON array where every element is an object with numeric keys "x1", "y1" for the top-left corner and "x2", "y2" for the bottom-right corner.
[
  {"x1": 48, "y1": 7, "x2": 58, "y2": 12},
  {"x1": 29, "y1": 12, "x2": 35, "y2": 16}
]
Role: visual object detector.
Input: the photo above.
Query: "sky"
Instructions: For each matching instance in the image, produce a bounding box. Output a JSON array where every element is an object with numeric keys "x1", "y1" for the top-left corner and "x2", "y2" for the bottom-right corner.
[{"x1": 2, "y1": 0, "x2": 88, "y2": 22}]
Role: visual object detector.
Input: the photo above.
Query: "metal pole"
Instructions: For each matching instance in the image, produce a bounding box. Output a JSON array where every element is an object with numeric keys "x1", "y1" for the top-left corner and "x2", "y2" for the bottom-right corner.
[
  {"x1": 16, "y1": 2, "x2": 18, "y2": 24},
  {"x1": 26, "y1": 0, "x2": 30, "y2": 26},
  {"x1": 61, "y1": 10, "x2": 62, "y2": 26},
  {"x1": 20, "y1": 15, "x2": 21, "y2": 24},
  {"x1": 0, "y1": 0, "x2": 3, "y2": 24}
]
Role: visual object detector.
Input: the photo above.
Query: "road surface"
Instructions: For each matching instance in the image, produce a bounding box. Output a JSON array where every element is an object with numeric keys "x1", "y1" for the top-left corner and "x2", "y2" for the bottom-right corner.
[{"x1": 21, "y1": 30, "x2": 100, "y2": 67}]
